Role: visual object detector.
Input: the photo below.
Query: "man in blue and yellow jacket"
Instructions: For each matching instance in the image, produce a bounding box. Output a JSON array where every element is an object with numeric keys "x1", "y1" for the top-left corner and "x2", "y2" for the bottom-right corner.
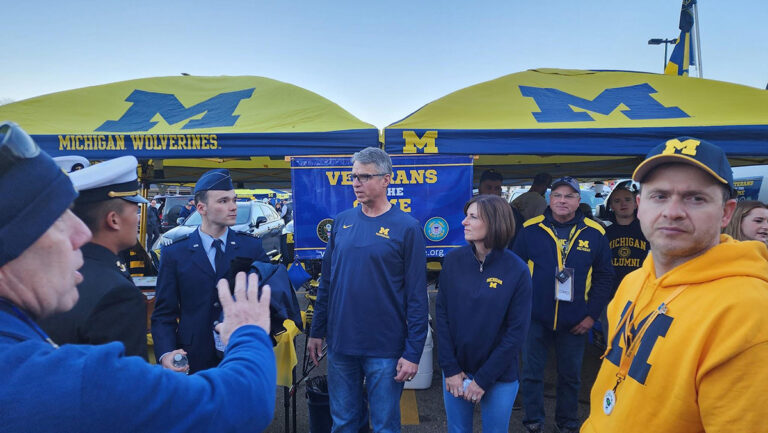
[{"x1": 512, "y1": 176, "x2": 614, "y2": 433}]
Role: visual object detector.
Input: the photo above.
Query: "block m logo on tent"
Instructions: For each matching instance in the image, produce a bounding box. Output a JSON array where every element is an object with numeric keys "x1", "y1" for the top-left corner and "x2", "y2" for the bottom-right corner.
[
  {"x1": 519, "y1": 83, "x2": 689, "y2": 123},
  {"x1": 96, "y1": 88, "x2": 255, "y2": 132}
]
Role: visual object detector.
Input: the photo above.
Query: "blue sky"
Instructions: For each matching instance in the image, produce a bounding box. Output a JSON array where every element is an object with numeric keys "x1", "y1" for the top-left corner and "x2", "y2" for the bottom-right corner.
[{"x1": 1, "y1": 1, "x2": 765, "y2": 128}]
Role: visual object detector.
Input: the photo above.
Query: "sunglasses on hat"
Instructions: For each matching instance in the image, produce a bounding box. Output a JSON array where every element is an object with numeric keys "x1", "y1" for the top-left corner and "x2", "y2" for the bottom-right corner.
[{"x1": 0, "y1": 121, "x2": 40, "y2": 172}]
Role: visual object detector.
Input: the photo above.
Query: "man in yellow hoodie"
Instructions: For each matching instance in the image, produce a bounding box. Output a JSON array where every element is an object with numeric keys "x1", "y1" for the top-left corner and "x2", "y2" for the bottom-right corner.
[{"x1": 582, "y1": 137, "x2": 768, "y2": 433}]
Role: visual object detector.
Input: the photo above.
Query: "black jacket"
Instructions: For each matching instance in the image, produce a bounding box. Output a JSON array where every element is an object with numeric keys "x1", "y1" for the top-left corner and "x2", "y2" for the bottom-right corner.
[
  {"x1": 39, "y1": 243, "x2": 148, "y2": 359},
  {"x1": 147, "y1": 206, "x2": 160, "y2": 229}
]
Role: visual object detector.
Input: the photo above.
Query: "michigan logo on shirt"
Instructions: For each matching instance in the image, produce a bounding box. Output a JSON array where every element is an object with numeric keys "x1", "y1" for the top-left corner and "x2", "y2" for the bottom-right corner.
[
  {"x1": 577, "y1": 240, "x2": 591, "y2": 252},
  {"x1": 376, "y1": 227, "x2": 390, "y2": 239},
  {"x1": 487, "y1": 277, "x2": 503, "y2": 288},
  {"x1": 605, "y1": 301, "x2": 674, "y2": 385}
]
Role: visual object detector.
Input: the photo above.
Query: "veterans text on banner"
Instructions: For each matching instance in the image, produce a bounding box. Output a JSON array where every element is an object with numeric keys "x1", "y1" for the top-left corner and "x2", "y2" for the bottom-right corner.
[{"x1": 291, "y1": 155, "x2": 473, "y2": 260}]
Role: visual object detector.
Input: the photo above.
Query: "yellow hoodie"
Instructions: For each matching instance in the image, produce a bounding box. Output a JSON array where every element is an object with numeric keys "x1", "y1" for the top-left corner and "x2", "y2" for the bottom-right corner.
[{"x1": 582, "y1": 235, "x2": 768, "y2": 433}]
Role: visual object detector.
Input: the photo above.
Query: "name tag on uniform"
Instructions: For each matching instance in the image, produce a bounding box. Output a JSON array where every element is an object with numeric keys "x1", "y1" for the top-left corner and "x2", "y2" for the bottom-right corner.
[{"x1": 555, "y1": 267, "x2": 575, "y2": 302}]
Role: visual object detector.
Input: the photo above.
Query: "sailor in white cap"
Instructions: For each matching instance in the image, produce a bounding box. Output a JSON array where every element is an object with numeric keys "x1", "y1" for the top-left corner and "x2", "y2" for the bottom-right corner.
[{"x1": 39, "y1": 156, "x2": 149, "y2": 359}]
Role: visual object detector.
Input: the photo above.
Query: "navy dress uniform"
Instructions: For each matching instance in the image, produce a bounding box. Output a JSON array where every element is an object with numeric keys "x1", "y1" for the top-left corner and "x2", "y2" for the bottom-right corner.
[
  {"x1": 38, "y1": 156, "x2": 149, "y2": 359},
  {"x1": 151, "y1": 169, "x2": 269, "y2": 373}
]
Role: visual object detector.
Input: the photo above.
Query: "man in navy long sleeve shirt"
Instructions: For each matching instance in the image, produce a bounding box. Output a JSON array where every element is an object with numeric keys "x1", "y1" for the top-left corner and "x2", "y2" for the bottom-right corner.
[{"x1": 308, "y1": 148, "x2": 428, "y2": 433}]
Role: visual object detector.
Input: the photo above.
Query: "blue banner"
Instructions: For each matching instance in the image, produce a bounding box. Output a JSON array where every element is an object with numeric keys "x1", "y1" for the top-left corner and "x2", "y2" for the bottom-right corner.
[
  {"x1": 291, "y1": 155, "x2": 473, "y2": 259},
  {"x1": 734, "y1": 177, "x2": 763, "y2": 201}
]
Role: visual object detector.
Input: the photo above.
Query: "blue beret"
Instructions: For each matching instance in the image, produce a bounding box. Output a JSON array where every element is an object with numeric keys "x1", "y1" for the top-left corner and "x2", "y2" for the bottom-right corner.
[
  {"x1": 0, "y1": 141, "x2": 78, "y2": 266},
  {"x1": 194, "y1": 169, "x2": 234, "y2": 194}
]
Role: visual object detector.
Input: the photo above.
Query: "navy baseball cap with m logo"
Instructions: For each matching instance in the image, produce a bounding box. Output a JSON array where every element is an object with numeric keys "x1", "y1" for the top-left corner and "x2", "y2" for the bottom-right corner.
[{"x1": 632, "y1": 137, "x2": 733, "y2": 189}]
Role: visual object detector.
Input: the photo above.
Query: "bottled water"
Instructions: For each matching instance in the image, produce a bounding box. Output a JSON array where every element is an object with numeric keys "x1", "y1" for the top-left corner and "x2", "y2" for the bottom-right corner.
[{"x1": 172, "y1": 353, "x2": 189, "y2": 373}]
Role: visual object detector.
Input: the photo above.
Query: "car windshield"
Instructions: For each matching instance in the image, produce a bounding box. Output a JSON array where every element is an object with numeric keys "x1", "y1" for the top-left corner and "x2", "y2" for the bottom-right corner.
[{"x1": 182, "y1": 202, "x2": 252, "y2": 225}]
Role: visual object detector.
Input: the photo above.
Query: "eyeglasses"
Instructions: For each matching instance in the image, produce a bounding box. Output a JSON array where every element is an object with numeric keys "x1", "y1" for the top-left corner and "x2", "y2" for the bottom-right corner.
[
  {"x1": 0, "y1": 121, "x2": 40, "y2": 172},
  {"x1": 551, "y1": 192, "x2": 580, "y2": 200},
  {"x1": 351, "y1": 173, "x2": 388, "y2": 183}
]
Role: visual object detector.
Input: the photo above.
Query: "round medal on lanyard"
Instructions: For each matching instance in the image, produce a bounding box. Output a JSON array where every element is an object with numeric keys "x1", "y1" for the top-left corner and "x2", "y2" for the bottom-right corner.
[{"x1": 603, "y1": 389, "x2": 616, "y2": 415}]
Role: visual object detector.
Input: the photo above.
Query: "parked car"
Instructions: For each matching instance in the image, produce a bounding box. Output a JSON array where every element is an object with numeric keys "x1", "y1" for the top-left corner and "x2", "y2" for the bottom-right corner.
[
  {"x1": 156, "y1": 194, "x2": 195, "y2": 232},
  {"x1": 153, "y1": 200, "x2": 285, "y2": 260}
]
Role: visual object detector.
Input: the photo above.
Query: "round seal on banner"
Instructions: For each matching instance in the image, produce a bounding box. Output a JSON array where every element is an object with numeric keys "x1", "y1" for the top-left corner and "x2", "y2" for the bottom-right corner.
[
  {"x1": 424, "y1": 217, "x2": 449, "y2": 242},
  {"x1": 316, "y1": 218, "x2": 334, "y2": 243}
]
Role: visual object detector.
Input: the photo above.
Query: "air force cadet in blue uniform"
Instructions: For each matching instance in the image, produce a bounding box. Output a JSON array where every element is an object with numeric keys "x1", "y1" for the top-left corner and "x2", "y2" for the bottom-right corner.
[
  {"x1": 0, "y1": 122, "x2": 276, "y2": 433},
  {"x1": 152, "y1": 169, "x2": 269, "y2": 373},
  {"x1": 38, "y1": 156, "x2": 149, "y2": 359}
]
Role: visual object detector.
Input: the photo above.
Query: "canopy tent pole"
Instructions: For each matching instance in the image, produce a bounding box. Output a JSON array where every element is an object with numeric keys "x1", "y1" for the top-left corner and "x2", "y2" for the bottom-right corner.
[
  {"x1": 694, "y1": 2, "x2": 703, "y2": 77},
  {"x1": 138, "y1": 161, "x2": 150, "y2": 248}
]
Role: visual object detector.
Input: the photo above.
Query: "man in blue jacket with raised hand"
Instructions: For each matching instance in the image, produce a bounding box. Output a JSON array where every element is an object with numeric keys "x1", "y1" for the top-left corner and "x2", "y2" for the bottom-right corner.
[
  {"x1": 152, "y1": 168, "x2": 269, "y2": 373},
  {"x1": 0, "y1": 121, "x2": 276, "y2": 433},
  {"x1": 512, "y1": 176, "x2": 614, "y2": 433},
  {"x1": 307, "y1": 147, "x2": 428, "y2": 433}
]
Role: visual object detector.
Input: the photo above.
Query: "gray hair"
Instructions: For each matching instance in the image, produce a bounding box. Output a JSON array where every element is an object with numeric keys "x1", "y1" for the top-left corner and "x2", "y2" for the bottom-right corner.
[{"x1": 351, "y1": 147, "x2": 392, "y2": 175}]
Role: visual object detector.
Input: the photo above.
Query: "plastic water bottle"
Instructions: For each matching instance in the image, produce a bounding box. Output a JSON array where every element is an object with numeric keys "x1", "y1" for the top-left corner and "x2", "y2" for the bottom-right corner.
[{"x1": 172, "y1": 353, "x2": 189, "y2": 374}]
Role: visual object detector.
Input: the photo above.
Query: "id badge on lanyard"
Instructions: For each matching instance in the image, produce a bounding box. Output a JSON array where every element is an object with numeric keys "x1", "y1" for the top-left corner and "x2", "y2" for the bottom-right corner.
[
  {"x1": 555, "y1": 267, "x2": 575, "y2": 302},
  {"x1": 554, "y1": 232, "x2": 575, "y2": 302}
]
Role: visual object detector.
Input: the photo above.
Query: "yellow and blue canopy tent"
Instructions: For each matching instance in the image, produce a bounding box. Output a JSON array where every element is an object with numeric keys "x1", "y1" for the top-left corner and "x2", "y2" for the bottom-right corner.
[
  {"x1": 384, "y1": 68, "x2": 768, "y2": 181},
  {"x1": 0, "y1": 76, "x2": 373, "y2": 388},
  {"x1": 0, "y1": 75, "x2": 378, "y2": 185}
]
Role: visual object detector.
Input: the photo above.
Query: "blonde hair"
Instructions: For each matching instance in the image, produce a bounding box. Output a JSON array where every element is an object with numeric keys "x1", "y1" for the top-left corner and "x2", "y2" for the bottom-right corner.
[{"x1": 723, "y1": 200, "x2": 768, "y2": 241}]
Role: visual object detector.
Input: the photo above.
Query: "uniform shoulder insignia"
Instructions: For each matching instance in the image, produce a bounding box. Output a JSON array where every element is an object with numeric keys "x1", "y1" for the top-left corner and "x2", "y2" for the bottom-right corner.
[
  {"x1": 168, "y1": 234, "x2": 191, "y2": 245},
  {"x1": 236, "y1": 230, "x2": 258, "y2": 238},
  {"x1": 523, "y1": 215, "x2": 545, "y2": 227},
  {"x1": 583, "y1": 218, "x2": 606, "y2": 234}
]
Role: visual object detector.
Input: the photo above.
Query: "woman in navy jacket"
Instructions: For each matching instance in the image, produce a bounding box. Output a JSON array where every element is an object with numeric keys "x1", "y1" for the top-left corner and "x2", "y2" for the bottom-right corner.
[{"x1": 435, "y1": 195, "x2": 532, "y2": 433}]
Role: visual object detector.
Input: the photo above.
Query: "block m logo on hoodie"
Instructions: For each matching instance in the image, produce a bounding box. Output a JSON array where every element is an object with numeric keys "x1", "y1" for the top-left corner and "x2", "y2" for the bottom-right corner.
[{"x1": 605, "y1": 301, "x2": 674, "y2": 385}]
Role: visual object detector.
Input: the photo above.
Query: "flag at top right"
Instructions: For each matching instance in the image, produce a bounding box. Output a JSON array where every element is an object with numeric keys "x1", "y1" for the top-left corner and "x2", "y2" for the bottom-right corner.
[{"x1": 665, "y1": 0, "x2": 697, "y2": 76}]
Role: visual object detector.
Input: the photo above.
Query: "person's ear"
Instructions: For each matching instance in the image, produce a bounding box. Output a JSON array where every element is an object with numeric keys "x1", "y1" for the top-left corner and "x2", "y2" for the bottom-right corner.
[
  {"x1": 721, "y1": 199, "x2": 738, "y2": 228},
  {"x1": 105, "y1": 210, "x2": 121, "y2": 231}
]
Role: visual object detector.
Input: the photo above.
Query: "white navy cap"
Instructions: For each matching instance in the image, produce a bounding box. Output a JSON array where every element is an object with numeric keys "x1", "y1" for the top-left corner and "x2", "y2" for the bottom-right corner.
[{"x1": 68, "y1": 156, "x2": 148, "y2": 204}]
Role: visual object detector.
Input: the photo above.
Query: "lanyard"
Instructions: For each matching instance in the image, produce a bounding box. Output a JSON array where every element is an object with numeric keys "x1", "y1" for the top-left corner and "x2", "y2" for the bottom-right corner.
[
  {"x1": 0, "y1": 298, "x2": 59, "y2": 349},
  {"x1": 605, "y1": 284, "x2": 688, "y2": 392},
  {"x1": 543, "y1": 223, "x2": 580, "y2": 270}
]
